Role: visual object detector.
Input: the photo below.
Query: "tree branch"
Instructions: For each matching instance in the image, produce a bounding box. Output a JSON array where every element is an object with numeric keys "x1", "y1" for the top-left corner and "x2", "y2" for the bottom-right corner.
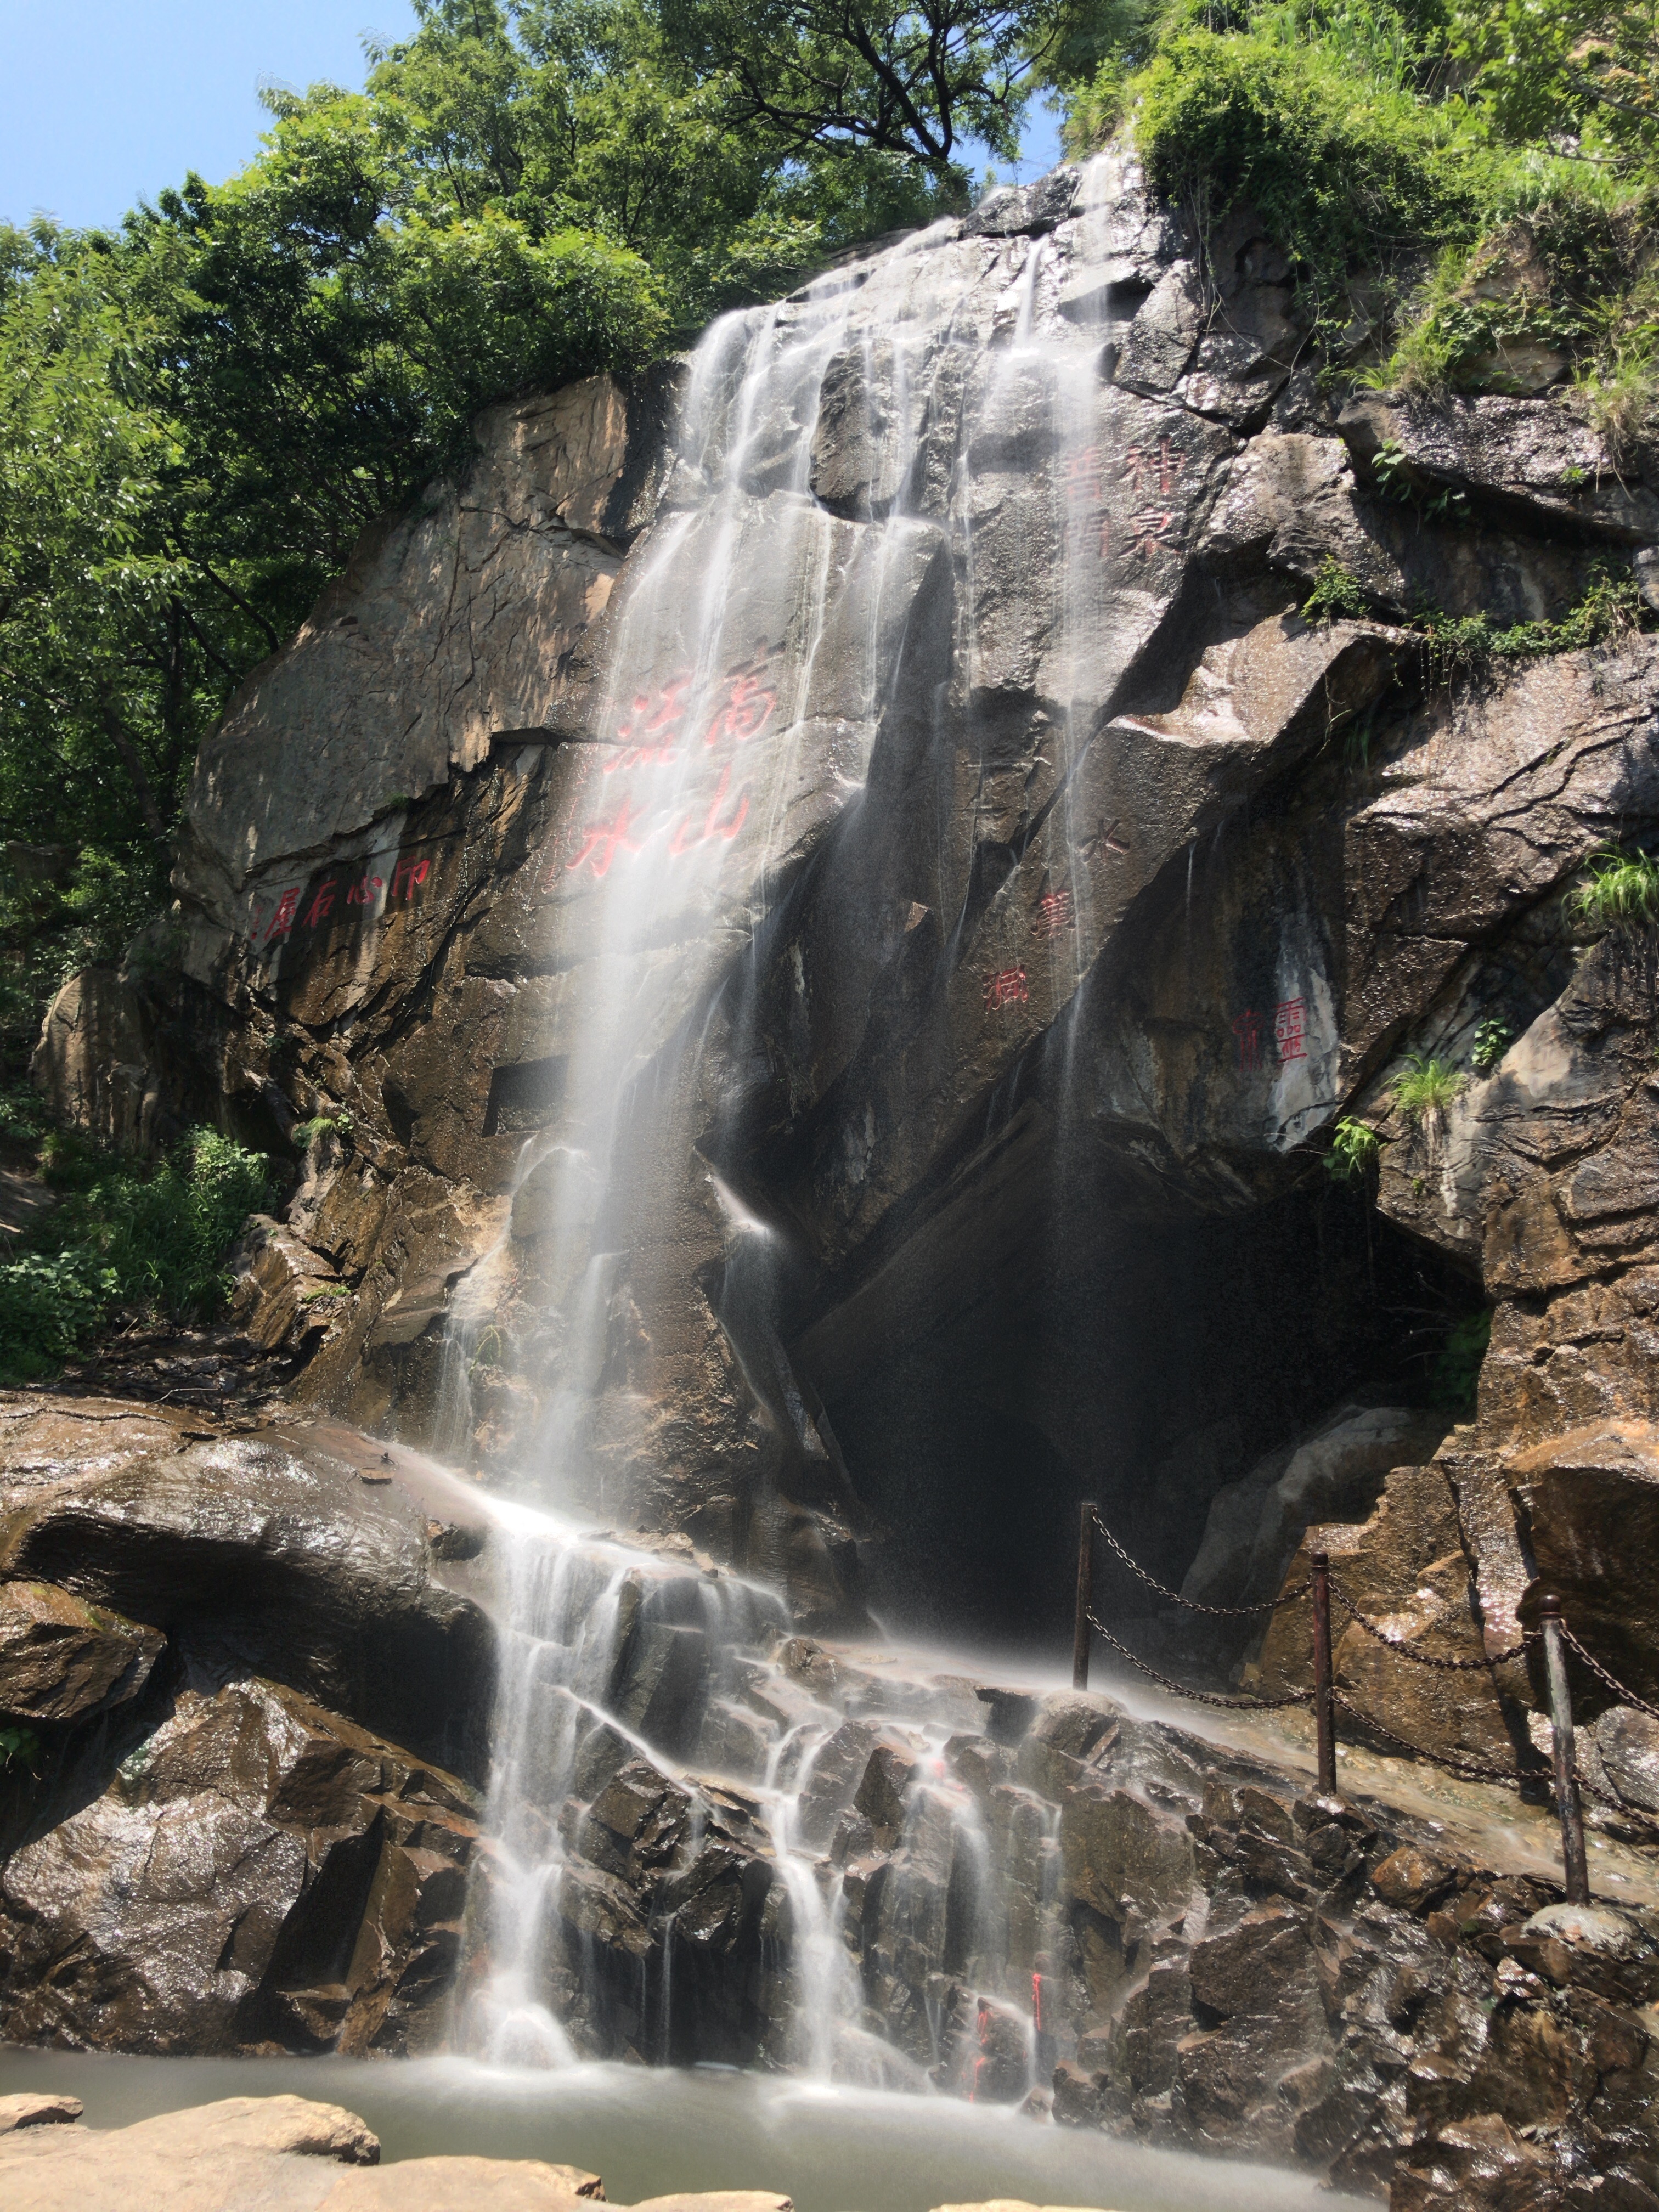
[{"x1": 98, "y1": 696, "x2": 171, "y2": 843}]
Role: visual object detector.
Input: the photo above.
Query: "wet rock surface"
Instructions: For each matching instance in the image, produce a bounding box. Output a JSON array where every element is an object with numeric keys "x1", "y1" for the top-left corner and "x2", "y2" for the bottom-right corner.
[
  {"x1": 0, "y1": 1396, "x2": 493, "y2": 2058},
  {"x1": 461, "y1": 1511, "x2": 1659, "y2": 2203}
]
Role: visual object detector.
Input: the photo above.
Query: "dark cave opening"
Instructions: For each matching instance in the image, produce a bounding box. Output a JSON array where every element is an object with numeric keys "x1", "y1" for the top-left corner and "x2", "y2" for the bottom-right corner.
[{"x1": 815, "y1": 1166, "x2": 1488, "y2": 1662}]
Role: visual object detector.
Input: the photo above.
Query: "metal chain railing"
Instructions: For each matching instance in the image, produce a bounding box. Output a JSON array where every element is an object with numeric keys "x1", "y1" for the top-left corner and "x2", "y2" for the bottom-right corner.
[
  {"x1": 1559, "y1": 1623, "x2": 1659, "y2": 1725},
  {"x1": 1089, "y1": 1504, "x2": 1310, "y2": 1616},
  {"x1": 1330, "y1": 1573, "x2": 1535, "y2": 1671},
  {"x1": 1329, "y1": 1689, "x2": 1539, "y2": 1790},
  {"x1": 1083, "y1": 1602, "x2": 1314, "y2": 1711},
  {"x1": 1069, "y1": 1496, "x2": 1659, "y2": 1901}
]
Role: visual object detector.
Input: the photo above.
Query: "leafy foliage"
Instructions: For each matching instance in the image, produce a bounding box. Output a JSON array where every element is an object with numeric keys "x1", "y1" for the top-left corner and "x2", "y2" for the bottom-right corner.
[
  {"x1": 1301, "y1": 556, "x2": 1372, "y2": 623},
  {"x1": 662, "y1": 0, "x2": 1048, "y2": 169},
  {"x1": 1415, "y1": 561, "x2": 1646, "y2": 674},
  {"x1": 1056, "y1": 0, "x2": 1659, "y2": 426},
  {"x1": 0, "y1": 1127, "x2": 269, "y2": 1382},
  {"x1": 1470, "y1": 1014, "x2": 1512, "y2": 1073},
  {"x1": 1126, "y1": 20, "x2": 1479, "y2": 331},
  {"x1": 1326, "y1": 1114, "x2": 1381, "y2": 1180},
  {"x1": 0, "y1": 0, "x2": 962, "y2": 1076},
  {"x1": 0, "y1": 1725, "x2": 42, "y2": 1774}
]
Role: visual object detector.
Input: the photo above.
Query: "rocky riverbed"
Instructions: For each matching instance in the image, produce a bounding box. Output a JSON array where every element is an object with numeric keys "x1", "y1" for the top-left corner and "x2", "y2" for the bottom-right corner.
[{"x1": 3, "y1": 1389, "x2": 1658, "y2": 2204}]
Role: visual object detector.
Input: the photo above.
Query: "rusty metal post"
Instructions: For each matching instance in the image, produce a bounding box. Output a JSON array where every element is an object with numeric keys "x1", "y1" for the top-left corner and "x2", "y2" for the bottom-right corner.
[
  {"x1": 1539, "y1": 1593, "x2": 1590, "y2": 1904},
  {"x1": 1311, "y1": 1550, "x2": 1337, "y2": 1796},
  {"x1": 1073, "y1": 1502, "x2": 1096, "y2": 1689}
]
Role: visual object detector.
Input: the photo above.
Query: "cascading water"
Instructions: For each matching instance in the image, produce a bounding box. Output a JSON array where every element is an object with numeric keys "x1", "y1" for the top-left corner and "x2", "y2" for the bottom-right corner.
[{"x1": 452, "y1": 153, "x2": 1155, "y2": 2087}]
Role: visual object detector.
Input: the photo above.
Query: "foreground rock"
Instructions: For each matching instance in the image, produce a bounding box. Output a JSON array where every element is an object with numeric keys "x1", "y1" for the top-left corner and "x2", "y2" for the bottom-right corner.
[
  {"x1": 0, "y1": 2093, "x2": 646, "y2": 2212},
  {"x1": 0, "y1": 1397, "x2": 492, "y2": 2055},
  {"x1": 0, "y1": 2094, "x2": 801, "y2": 2212}
]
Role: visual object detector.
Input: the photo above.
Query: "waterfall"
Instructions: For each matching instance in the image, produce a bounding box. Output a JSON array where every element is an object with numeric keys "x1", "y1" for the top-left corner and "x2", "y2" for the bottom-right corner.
[{"x1": 455, "y1": 153, "x2": 1144, "y2": 2083}]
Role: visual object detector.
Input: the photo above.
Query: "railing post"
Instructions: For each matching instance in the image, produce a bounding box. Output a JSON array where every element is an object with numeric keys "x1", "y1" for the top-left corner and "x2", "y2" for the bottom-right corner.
[
  {"x1": 1073, "y1": 1502, "x2": 1096, "y2": 1689},
  {"x1": 1311, "y1": 1549, "x2": 1337, "y2": 1796},
  {"x1": 1539, "y1": 1593, "x2": 1590, "y2": 1904}
]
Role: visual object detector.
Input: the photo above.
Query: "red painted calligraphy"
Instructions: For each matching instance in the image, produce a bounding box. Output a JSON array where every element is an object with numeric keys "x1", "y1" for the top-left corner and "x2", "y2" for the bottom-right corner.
[
  {"x1": 1274, "y1": 997, "x2": 1308, "y2": 1062},
  {"x1": 303, "y1": 881, "x2": 338, "y2": 929},
  {"x1": 392, "y1": 855, "x2": 431, "y2": 902},
  {"x1": 1062, "y1": 445, "x2": 1112, "y2": 562},
  {"x1": 983, "y1": 966, "x2": 1029, "y2": 1012},
  {"x1": 346, "y1": 873, "x2": 384, "y2": 906},
  {"x1": 705, "y1": 661, "x2": 776, "y2": 748},
  {"x1": 1125, "y1": 436, "x2": 1185, "y2": 499},
  {"x1": 669, "y1": 763, "x2": 749, "y2": 855},
  {"x1": 1063, "y1": 444, "x2": 1105, "y2": 503},
  {"x1": 1032, "y1": 889, "x2": 1074, "y2": 940},
  {"x1": 1233, "y1": 1008, "x2": 1263, "y2": 1071},
  {"x1": 264, "y1": 888, "x2": 302, "y2": 943},
  {"x1": 609, "y1": 670, "x2": 695, "y2": 772},
  {"x1": 1079, "y1": 816, "x2": 1129, "y2": 866},
  {"x1": 567, "y1": 799, "x2": 644, "y2": 879},
  {"x1": 1125, "y1": 507, "x2": 1179, "y2": 560}
]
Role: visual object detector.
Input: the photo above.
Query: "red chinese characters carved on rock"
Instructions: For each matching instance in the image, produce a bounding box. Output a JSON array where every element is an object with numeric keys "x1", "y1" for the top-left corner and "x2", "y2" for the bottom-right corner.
[
  {"x1": 563, "y1": 656, "x2": 777, "y2": 882},
  {"x1": 255, "y1": 850, "x2": 433, "y2": 945},
  {"x1": 1234, "y1": 998, "x2": 1311, "y2": 1070},
  {"x1": 984, "y1": 967, "x2": 1029, "y2": 1012},
  {"x1": 1032, "y1": 889, "x2": 1075, "y2": 940}
]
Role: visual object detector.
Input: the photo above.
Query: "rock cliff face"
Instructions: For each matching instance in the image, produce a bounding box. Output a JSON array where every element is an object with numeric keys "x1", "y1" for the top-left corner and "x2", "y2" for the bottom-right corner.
[
  {"x1": 49, "y1": 154, "x2": 1654, "y2": 1663},
  {"x1": 17, "y1": 149, "x2": 1659, "y2": 2192}
]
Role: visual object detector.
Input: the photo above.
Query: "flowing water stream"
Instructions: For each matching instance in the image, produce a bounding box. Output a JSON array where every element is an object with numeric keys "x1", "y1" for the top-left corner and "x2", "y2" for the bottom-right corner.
[{"x1": 445, "y1": 155, "x2": 1163, "y2": 2099}]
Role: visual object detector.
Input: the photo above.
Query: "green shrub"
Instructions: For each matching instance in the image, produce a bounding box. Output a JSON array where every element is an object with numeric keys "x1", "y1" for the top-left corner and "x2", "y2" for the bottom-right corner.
[
  {"x1": 1569, "y1": 845, "x2": 1659, "y2": 933},
  {"x1": 1471, "y1": 1014, "x2": 1513, "y2": 1073},
  {"x1": 1327, "y1": 1115, "x2": 1381, "y2": 1180},
  {"x1": 1302, "y1": 557, "x2": 1372, "y2": 624},
  {"x1": 0, "y1": 1126, "x2": 270, "y2": 1382},
  {"x1": 1129, "y1": 26, "x2": 1479, "y2": 331},
  {"x1": 0, "y1": 1248, "x2": 120, "y2": 1378},
  {"x1": 1418, "y1": 563, "x2": 1644, "y2": 675},
  {"x1": 1391, "y1": 1052, "x2": 1465, "y2": 1121}
]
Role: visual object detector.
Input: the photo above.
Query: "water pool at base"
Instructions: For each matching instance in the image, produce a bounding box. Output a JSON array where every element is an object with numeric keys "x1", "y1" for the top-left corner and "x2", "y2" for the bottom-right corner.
[{"x1": 0, "y1": 2049, "x2": 1373, "y2": 2212}]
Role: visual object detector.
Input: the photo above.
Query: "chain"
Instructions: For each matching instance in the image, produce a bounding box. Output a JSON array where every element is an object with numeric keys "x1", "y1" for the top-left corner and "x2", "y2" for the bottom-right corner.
[
  {"x1": 1558, "y1": 1625, "x2": 1659, "y2": 1725},
  {"x1": 1329, "y1": 1575, "x2": 1536, "y2": 1671},
  {"x1": 1091, "y1": 1508, "x2": 1311, "y2": 1617},
  {"x1": 1329, "y1": 1690, "x2": 1533, "y2": 1789},
  {"x1": 1084, "y1": 1605, "x2": 1313, "y2": 1709}
]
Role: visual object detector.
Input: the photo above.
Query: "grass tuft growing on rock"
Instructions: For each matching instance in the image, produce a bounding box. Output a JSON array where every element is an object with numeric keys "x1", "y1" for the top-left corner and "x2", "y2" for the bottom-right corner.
[
  {"x1": 1391, "y1": 1052, "x2": 1465, "y2": 1122},
  {"x1": 1570, "y1": 845, "x2": 1659, "y2": 934}
]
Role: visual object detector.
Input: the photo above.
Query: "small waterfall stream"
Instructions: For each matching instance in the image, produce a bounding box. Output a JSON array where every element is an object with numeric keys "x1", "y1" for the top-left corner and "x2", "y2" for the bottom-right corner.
[{"x1": 453, "y1": 155, "x2": 1144, "y2": 2086}]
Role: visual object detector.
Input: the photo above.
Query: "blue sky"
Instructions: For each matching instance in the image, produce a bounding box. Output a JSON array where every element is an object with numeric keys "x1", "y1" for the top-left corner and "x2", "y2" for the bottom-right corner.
[
  {"x1": 1, "y1": 1, "x2": 420, "y2": 230},
  {"x1": 1, "y1": 0, "x2": 1061, "y2": 234}
]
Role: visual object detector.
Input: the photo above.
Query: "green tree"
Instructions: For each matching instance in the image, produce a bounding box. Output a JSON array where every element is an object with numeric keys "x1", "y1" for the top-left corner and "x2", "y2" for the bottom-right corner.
[{"x1": 659, "y1": 0, "x2": 1049, "y2": 171}]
